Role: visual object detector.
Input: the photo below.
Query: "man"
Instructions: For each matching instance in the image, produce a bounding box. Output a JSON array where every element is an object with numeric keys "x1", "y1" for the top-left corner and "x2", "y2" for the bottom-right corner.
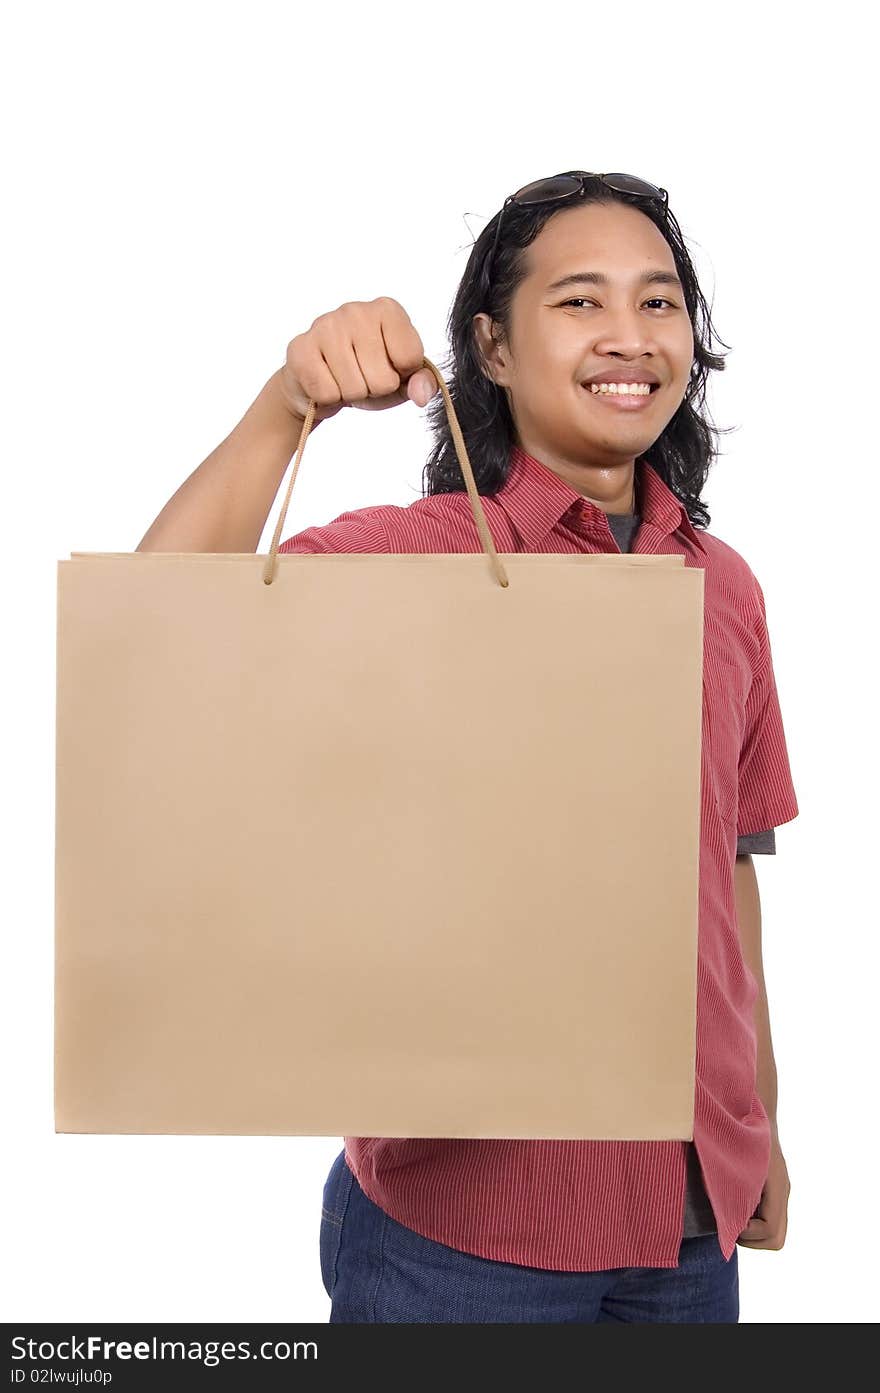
[{"x1": 139, "y1": 177, "x2": 798, "y2": 1323}]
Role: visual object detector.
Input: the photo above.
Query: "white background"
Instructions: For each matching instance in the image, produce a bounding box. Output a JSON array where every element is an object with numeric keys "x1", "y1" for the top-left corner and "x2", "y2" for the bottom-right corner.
[{"x1": 2, "y1": 0, "x2": 875, "y2": 1326}]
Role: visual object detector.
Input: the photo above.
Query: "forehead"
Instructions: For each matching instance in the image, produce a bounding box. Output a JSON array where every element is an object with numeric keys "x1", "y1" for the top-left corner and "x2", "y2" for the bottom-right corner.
[{"x1": 523, "y1": 201, "x2": 677, "y2": 281}]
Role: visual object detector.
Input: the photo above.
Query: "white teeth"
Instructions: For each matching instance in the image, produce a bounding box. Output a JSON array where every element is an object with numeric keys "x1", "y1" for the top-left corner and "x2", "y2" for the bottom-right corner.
[{"x1": 589, "y1": 381, "x2": 653, "y2": 395}]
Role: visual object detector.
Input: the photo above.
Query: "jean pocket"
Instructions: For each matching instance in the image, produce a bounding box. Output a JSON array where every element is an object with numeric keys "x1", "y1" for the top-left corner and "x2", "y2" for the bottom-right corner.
[{"x1": 319, "y1": 1148, "x2": 354, "y2": 1297}]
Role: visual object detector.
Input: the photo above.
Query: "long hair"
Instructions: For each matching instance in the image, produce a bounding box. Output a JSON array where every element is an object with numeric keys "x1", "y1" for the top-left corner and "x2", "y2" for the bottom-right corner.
[{"x1": 421, "y1": 175, "x2": 733, "y2": 530}]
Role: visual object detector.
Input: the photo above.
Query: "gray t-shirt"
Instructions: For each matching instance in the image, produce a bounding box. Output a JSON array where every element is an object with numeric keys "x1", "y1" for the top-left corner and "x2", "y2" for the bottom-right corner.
[{"x1": 606, "y1": 510, "x2": 773, "y2": 1238}]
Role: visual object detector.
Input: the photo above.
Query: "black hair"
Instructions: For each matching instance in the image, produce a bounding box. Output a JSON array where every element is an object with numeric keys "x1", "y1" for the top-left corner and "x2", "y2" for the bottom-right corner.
[{"x1": 420, "y1": 174, "x2": 733, "y2": 530}]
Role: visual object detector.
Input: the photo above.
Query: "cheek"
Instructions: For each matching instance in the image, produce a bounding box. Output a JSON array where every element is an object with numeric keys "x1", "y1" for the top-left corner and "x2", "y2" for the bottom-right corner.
[
  {"x1": 664, "y1": 333, "x2": 695, "y2": 398},
  {"x1": 519, "y1": 345, "x2": 576, "y2": 400},
  {"x1": 676, "y1": 325, "x2": 696, "y2": 371}
]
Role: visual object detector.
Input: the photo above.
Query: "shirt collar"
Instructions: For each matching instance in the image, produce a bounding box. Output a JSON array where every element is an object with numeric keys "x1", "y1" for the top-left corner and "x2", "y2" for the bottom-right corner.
[{"x1": 495, "y1": 443, "x2": 708, "y2": 556}]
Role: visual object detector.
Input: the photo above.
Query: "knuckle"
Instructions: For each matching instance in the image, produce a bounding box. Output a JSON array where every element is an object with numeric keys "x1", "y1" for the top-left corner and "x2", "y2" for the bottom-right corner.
[{"x1": 320, "y1": 314, "x2": 348, "y2": 342}]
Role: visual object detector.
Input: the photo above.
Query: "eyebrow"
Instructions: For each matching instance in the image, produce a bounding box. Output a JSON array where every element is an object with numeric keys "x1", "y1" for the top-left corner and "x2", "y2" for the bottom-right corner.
[{"x1": 546, "y1": 270, "x2": 684, "y2": 293}]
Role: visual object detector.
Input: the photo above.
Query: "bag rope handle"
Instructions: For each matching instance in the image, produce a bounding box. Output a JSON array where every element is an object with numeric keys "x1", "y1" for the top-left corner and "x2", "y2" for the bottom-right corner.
[{"x1": 261, "y1": 356, "x2": 510, "y2": 588}]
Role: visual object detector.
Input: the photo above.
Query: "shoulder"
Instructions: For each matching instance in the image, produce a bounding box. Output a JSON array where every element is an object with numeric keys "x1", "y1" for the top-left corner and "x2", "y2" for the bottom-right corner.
[
  {"x1": 696, "y1": 528, "x2": 765, "y2": 626},
  {"x1": 379, "y1": 493, "x2": 496, "y2": 551},
  {"x1": 278, "y1": 492, "x2": 500, "y2": 555},
  {"x1": 697, "y1": 527, "x2": 757, "y2": 584},
  {"x1": 277, "y1": 502, "x2": 397, "y2": 554},
  {"x1": 696, "y1": 527, "x2": 780, "y2": 690}
]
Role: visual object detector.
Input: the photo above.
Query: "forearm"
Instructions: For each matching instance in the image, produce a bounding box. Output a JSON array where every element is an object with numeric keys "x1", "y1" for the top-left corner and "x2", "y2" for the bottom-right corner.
[
  {"x1": 135, "y1": 369, "x2": 312, "y2": 554},
  {"x1": 753, "y1": 978, "x2": 778, "y2": 1137},
  {"x1": 734, "y1": 854, "x2": 779, "y2": 1135}
]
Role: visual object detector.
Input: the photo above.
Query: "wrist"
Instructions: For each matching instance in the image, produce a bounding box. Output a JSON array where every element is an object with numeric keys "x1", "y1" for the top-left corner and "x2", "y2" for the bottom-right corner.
[{"x1": 258, "y1": 369, "x2": 316, "y2": 440}]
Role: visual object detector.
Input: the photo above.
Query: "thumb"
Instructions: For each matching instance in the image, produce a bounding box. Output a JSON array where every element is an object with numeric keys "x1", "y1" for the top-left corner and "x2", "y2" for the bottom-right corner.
[{"x1": 408, "y1": 368, "x2": 438, "y2": 407}]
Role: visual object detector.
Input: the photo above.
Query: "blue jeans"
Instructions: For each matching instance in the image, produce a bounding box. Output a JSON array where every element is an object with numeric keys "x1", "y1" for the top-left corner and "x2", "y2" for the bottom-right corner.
[{"x1": 320, "y1": 1146, "x2": 739, "y2": 1323}]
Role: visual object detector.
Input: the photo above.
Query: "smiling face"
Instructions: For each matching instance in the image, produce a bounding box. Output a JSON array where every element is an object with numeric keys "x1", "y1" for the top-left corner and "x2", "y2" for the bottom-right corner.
[{"x1": 473, "y1": 200, "x2": 695, "y2": 497}]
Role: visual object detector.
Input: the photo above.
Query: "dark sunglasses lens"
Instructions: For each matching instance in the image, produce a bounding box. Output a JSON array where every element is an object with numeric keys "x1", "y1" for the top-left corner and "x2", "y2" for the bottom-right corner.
[
  {"x1": 602, "y1": 172, "x2": 665, "y2": 201},
  {"x1": 513, "y1": 174, "x2": 583, "y2": 204}
]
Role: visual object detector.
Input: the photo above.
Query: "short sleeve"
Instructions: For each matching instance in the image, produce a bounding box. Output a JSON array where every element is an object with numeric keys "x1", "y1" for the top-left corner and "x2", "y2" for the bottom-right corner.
[
  {"x1": 737, "y1": 578, "x2": 799, "y2": 838},
  {"x1": 276, "y1": 507, "x2": 392, "y2": 554}
]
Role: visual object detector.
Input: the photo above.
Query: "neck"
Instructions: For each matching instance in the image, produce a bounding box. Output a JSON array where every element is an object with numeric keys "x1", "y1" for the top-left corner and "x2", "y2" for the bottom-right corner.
[{"x1": 518, "y1": 442, "x2": 639, "y2": 514}]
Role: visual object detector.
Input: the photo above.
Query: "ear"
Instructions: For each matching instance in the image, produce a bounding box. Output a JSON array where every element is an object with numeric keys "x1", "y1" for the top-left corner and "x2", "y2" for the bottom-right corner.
[{"x1": 471, "y1": 312, "x2": 507, "y2": 388}]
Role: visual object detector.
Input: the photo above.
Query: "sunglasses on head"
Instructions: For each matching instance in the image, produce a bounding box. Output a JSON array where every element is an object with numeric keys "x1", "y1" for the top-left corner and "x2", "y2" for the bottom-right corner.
[{"x1": 483, "y1": 171, "x2": 669, "y2": 291}]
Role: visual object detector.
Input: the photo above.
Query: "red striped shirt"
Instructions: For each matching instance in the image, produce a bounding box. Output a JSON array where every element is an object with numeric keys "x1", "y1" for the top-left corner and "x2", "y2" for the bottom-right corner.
[{"x1": 279, "y1": 442, "x2": 799, "y2": 1270}]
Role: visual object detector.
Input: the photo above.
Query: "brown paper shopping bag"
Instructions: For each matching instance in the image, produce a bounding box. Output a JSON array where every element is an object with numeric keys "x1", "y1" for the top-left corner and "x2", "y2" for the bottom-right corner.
[{"x1": 55, "y1": 357, "x2": 705, "y2": 1139}]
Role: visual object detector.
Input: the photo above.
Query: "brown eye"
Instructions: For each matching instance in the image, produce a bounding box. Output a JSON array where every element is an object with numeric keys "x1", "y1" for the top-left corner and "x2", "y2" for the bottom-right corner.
[{"x1": 562, "y1": 297, "x2": 676, "y2": 310}]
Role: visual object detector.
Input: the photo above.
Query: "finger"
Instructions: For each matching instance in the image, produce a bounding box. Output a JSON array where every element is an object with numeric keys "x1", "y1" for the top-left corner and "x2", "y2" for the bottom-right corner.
[
  {"x1": 377, "y1": 302, "x2": 427, "y2": 397},
  {"x1": 408, "y1": 369, "x2": 437, "y2": 406},
  {"x1": 418, "y1": 368, "x2": 439, "y2": 399},
  {"x1": 738, "y1": 1218, "x2": 770, "y2": 1242},
  {"x1": 739, "y1": 1233, "x2": 784, "y2": 1250},
  {"x1": 318, "y1": 323, "x2": 370, "y2": 402},
  {"x1": 285, "y1": 344, "x2": 341, "y2": 410}
]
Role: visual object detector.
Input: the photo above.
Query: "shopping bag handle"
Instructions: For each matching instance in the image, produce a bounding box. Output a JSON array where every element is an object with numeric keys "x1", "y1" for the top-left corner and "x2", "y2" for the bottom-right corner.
[{"x1": 261, "y1": 356, "x2": 510, "y2": 588}]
